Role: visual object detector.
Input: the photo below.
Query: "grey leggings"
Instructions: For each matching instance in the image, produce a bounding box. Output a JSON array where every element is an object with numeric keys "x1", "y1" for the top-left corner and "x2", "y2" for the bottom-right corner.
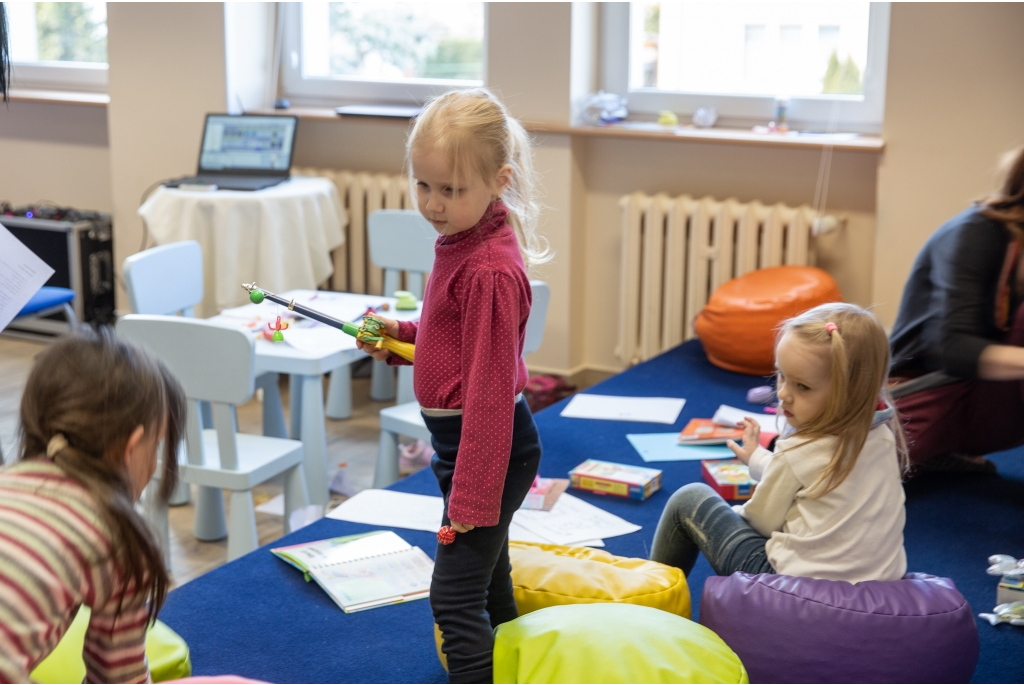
[{"x1": 651, "y1": 482, "x2": 775, "y2": 576}]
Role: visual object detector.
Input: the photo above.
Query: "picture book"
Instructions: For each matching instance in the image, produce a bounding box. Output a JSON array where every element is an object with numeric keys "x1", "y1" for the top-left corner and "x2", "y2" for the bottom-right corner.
[
  {"x1": 568, "y1": 459, "x2": 662, "y2": 501},
  {"x1": 271, "y1": 530, "x2": 433, "y2": 613},
  {"x1": 677, "y1": 418, "x2": 744, "y2": 445},
  {"x1": 701, "y1": 459, "x2": 758, "y2": 501}
]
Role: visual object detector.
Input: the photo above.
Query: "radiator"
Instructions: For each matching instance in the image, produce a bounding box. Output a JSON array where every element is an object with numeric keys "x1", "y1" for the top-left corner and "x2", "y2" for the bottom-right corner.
[
  {"x1": 617, "y1": 192, "x2": 835, "y2": 366},
  {"x1": 293, "y1": 168, "x2": 413, "y2": 294}
]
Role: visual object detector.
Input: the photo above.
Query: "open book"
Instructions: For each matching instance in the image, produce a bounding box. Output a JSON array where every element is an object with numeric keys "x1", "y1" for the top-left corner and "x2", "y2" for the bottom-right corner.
[{"x1": 271, "y1": 530, "x2": 433, "y2": 613}]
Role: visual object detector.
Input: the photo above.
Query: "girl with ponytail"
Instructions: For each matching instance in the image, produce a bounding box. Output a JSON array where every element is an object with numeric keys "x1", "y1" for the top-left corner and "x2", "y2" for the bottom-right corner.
[
  {"x1": 0, "y1": 327, "x2": 186, "y2": 683},
  {"x1": 652, "y1": 303, "x2": 910, "y2": 583}
]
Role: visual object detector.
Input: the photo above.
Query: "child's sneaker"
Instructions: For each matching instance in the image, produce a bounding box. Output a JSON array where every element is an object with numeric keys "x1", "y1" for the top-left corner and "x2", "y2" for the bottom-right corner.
[{"x1": 400, "y1": 439, "x2": 435, "y2": 475}]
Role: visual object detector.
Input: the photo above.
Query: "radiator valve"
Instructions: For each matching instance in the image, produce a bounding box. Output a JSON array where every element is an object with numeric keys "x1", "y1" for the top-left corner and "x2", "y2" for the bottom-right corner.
[{"x1": 812, "y1": 215, "x2": 841, "y2": 236}]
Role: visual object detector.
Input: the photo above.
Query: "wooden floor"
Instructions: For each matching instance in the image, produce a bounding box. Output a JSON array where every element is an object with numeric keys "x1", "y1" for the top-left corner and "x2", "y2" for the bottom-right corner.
[{"x1": 0, "y1": 336, "x2": 418, "y2": 588}]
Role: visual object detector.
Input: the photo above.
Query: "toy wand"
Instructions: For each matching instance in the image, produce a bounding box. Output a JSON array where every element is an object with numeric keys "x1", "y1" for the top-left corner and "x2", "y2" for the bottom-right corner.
[{"x1": 241, "y1": 282, "x2": 415, "y2": 363}]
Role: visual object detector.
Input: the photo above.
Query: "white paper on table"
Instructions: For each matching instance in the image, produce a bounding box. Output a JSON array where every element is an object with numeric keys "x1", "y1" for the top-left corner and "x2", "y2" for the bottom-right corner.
[
  {"x1": 283, "y1": 324, "x2": 357, "y2": 354},
  {"x1": 512, "y1": 493, "x2": 640, "y2": 546},
  {"x1": 507, "y1": 520, "x2": 604, "y2": 548},
  {"x1": 326, "y1": 489, "x2": 444, "y2": 532},
  {"x1": 0, "y1": 224, "x2": 56, "y2": 330},
  {"x1": 255, "y1": 493, "x2": 285, "y2": 516},
  {"x1": 712, "y1": 405, "x2": 788, "y2": 435},
  {"x1": 559, "y1": 394, "x2": 686, "y2": 425}
]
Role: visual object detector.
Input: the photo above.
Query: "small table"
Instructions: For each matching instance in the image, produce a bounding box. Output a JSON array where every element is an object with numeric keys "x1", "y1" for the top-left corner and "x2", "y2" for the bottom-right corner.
[
  {"x1": 210, "y1": 290, "x2": 421, "y2": 507},
  {"x1": 139, "y1": 177, "x2": 346, "y2": 317}
]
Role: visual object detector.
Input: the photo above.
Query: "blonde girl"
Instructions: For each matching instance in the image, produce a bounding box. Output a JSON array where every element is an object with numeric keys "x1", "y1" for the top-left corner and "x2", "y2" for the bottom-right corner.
[
  {"x1": 357, "y1": 88, "x2": 547, "y2": 684},
  {"x1": 652, "y1": 303, "x2": 909, "y2": 583},
  {"x1": 0, "y1": 327, "x2": 186, "y2": 683}
]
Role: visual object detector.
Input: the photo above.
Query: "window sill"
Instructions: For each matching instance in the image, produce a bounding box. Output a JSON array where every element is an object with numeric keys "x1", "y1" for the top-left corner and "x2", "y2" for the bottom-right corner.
[
  {"x1": 250, "y1": 107, "x2": 885, "y2": 153},
  {"x1": 8, "y1": 89, "x2": 109, "y2": 106}
]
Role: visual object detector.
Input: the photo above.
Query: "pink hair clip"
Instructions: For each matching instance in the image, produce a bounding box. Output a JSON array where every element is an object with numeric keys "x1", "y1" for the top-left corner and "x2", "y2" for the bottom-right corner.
[{"x1": 825, "y1": 322, "x2": 838, "y2": 335}]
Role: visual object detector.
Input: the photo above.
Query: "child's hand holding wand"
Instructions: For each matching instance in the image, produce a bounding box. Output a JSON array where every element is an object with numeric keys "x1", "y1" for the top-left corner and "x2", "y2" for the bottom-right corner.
[{"x1": 355, "y1": 316, "x2": 400, "y2": 361}]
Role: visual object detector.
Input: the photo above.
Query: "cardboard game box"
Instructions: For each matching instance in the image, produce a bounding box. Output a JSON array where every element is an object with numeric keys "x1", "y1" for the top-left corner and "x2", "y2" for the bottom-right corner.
[
  {"x1": 701, "y1": 459, "x2": 758, "y2": 500},
  {"x1": 568, "y1": 459, "x2": 662, "y2": 501}
]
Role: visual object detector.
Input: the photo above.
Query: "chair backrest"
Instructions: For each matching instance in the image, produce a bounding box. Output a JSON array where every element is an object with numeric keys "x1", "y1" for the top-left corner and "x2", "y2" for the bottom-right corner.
[
  {"x1": 367, "y1": 210, "x2": 436, "y2": 298},
  {"x1": 525, "y1": 280, "x2": 550, "y2": 356},
  {"x1": 115, "y1": 315, "x2": 255, "y2": 405},
  {"x1": 122, "y1": 241, "x2": 204, "y2": 316}
]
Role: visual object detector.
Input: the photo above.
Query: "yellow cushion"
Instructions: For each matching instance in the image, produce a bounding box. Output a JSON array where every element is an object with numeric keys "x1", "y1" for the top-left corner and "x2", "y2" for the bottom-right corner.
[
  {"x1": 493, "y1": 603, "x2": 748, "y2": 684},
  {"x1": 435, "y1": 542, "x2": 691, "y2": 671},
  {"x1": 30, "y1": 606, "x2": 191, "y2": 683},
  {"x1": 508, "y1": 541, "x2": 690, "y2": 618}
]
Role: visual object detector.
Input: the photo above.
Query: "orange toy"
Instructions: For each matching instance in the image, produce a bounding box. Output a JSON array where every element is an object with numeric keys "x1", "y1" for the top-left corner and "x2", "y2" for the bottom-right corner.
[{"x1": 694, "y1": 265, "x2": 842, "y2": 376}]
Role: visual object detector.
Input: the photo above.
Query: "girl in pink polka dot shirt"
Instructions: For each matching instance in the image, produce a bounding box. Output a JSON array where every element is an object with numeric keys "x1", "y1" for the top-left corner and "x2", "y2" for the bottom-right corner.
[{"x1": 357, "y1": 88, "x2": 550, "y2": 684}]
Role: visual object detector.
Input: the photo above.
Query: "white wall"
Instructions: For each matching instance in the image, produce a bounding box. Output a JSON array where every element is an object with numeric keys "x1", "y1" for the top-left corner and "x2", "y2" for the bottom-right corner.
[{"x1": 3, "y1": 3, "x2": 1023, "y2": 378}]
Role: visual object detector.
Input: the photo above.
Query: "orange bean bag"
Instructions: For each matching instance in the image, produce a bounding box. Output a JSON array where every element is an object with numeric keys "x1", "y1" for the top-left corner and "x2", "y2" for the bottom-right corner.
[{"x1": 694, "y1": 266, "x2": 842, "y2": 376}]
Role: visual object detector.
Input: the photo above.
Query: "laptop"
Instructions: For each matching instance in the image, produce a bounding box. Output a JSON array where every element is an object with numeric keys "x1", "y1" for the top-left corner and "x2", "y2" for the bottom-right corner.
[{"x1": 165, "y1": 114, "x2": 299, "y2": 191}]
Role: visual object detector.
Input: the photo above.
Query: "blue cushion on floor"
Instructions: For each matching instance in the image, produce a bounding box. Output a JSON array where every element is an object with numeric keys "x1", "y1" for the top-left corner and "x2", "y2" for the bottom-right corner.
[{"x1": 18, "y1": 287, "x2": 75, "y2": 316}]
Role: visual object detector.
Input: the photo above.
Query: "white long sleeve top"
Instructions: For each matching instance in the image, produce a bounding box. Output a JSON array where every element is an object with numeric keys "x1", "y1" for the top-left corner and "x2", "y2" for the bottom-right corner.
[{"x1": 736, "y1": 423, "x2": 907, "y2": 583}]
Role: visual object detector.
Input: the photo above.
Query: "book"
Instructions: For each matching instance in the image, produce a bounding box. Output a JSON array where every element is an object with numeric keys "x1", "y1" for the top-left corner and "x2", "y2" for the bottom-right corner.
[
  {"x1": 677, "y1": 418, "x2": 744, "y2": 445},
  {"x1": 701, "y1": 459, "x2": 758, "y2": 501},
  {"x1": 568, "y1": 459, "x2": 662, "y2": 501},
  {"x1": 271, "y1": 530, "x2": 433, "y2": 613}
]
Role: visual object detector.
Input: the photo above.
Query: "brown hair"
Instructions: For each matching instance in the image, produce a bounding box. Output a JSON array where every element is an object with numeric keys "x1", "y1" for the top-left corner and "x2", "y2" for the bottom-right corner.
[
  {"x1": 778, "y1": 302, "x2": 909, "y2": 496},
  {"x1": 407, "y1": 87, "x2": 551, "y2": 267},
  {"x1": 978, "y1": 145, "x2": 1024, "y2": 236},
  {"x1": 17, "y1": 326, "x2": 186, "y2": 625}
]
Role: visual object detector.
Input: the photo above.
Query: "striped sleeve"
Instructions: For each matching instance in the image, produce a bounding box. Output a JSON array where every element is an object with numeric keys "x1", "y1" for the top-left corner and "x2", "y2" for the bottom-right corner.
[{"x1": 84, "y1": 589, "x2": 150, "y2": 684}]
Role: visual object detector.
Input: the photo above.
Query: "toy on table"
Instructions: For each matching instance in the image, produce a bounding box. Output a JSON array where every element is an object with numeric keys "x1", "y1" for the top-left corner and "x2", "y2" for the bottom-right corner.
[
  {"x1": 242, "y1": 282, "x2": 415, "y2": 362},
  {"x1": 394, "y1": 290, "x2": 418, "y2": 311},
  {"x1": 267, "y1": 315, "x2": 289, "y2": 342}
]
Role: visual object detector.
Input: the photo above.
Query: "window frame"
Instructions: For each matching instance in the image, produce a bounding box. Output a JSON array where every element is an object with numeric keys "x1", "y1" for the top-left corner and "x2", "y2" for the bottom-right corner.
[
  {"x1": 10, "y1": 61, "x2": 108, "y2": 94},
  {"x1": 600, "y1": 2, "x2": 890, "y2": 134},
  {"x1": 279, "y1": 2, "x2": 488, "y2": 108}
]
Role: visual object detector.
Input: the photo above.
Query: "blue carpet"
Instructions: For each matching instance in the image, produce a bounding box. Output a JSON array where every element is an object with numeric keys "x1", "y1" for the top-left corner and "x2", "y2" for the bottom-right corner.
[{"x1": 159, "y1": 340, "x2": 1023, "y2": 683}]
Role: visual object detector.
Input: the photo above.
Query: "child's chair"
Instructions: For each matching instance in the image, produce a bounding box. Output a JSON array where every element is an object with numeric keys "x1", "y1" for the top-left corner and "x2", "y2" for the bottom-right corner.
[
  {"x1": 374, "y1": 280, "x2": 551, "y2": 487},
  {"x1": 325, "y1": 209, "x2": 436, "y2": 418},
  {"x1": 117, "y1": 314, "x2": 310, "y2": 561}
]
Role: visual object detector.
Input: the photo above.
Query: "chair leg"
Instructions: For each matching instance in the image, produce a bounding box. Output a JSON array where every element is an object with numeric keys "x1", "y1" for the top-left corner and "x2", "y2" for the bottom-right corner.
[
  {"x1": 370, "y1": 360, "x2": 396, "y2": 401},
  {"x1": 168, "y1": 480, "x2": 191, "y2": 506},
  {"x1": 374, "y1": 428, "x2": 401, "y2": 488},
  {"x1": 61, "y1": 302, "x2": 78, "y2": 331},
  {"x1": 227, "y1": 490, "x2": 259, "y2": 562},
  {"x1": 325, "y1": 364, "x2": 353, "y2": 420},
  {"x1": 282, "y1": 463, "x2": 311, "y2": 534},
  {"x1": 289, "y1": 374, "x2": 303, "y2": 439},
  {"x1": 257, "y1": 372, "x2": 288, "y2": 438},
  {"x1": 193, "y1": 485, "x2": 228, "y2": 541}
]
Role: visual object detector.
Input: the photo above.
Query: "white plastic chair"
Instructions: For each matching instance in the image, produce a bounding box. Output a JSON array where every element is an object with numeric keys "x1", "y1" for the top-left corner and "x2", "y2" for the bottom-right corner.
[
  {"x1": 117, "y1": 315, "x2": 310, "y2": 562},
  {"x1": 325, "y1": 209, "x2": 435, "y2": 415},
  {"x1": 374, "y1": 280, "x2": 551, "y2": 487}
]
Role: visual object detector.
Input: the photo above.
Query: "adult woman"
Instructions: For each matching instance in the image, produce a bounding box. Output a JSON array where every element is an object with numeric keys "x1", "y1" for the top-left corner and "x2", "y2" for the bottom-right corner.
[{"x1": 889, "y1": 146, "x2": 1024, "y2": 470}]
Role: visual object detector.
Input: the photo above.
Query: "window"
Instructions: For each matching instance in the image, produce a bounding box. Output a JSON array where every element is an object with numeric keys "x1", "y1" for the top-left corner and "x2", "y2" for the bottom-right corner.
[
  {"x1": 603, "y1": 2, "x2": 890, "y2": 133},
  {"x1": 281, "y1": 2, "x2": 485, "y2": 107},
  {"x1": 6, "y1": 2, "x2": 108, "y2": 93}
]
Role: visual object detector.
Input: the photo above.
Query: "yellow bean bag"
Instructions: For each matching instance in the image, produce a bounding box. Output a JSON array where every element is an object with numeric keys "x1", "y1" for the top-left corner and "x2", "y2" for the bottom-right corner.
[
  {"x1": 30, "y1": 606, "x2": 191, "y2": 683},
  {"x1": 435, "y1": 541, "x2": 691, "y2": 671},
  {"x1": 694, "y1": 265, "x2": 842, "y2": 376},
  {"x1": 493, "y1": 603, "x2": 748, "y2": 684}
]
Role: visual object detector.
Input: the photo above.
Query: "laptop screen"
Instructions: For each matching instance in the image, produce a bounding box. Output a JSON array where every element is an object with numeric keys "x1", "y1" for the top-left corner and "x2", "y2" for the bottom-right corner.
[{"x1": 198, "y1": 115, "x2": 297, "y2": 173}]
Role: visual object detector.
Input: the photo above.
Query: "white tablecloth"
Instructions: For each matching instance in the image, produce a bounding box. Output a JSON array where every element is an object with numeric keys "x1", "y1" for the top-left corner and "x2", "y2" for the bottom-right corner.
[{"x1": 138, "y1": 177, "x2": 346, "y2": 316}]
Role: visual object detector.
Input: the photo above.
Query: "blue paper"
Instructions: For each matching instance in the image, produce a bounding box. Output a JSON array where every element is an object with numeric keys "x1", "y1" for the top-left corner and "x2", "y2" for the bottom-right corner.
[{"x1": 626, "y1": 433, "x2": 735, "y2": 462}]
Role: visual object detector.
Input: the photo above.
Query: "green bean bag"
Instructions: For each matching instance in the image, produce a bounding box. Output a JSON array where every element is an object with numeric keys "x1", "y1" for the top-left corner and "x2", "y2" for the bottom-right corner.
[
  {"x1": 493, "y1": 603, "x2": 748, "y2": 684},
  {"x1": 30, "y1": 606, "x2": 191, "y2": 683}
]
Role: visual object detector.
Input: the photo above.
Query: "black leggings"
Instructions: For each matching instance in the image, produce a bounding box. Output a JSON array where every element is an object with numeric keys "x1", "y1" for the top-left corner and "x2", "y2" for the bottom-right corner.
[{"x1": 424, "y1": 398, "x2": 542, "y2": 684}]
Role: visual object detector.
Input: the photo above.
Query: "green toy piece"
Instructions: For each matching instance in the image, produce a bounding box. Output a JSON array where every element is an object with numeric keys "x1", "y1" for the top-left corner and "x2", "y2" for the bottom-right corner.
[
  {"x1": 249, "y1": 288, "x2": 265, "y2": 304},
  {"x1": 394, "y1": 290, "x2": 418, "y2": 311},
  {"x1": 272, "y1": 330, "x2": 285, "y2": 342}
]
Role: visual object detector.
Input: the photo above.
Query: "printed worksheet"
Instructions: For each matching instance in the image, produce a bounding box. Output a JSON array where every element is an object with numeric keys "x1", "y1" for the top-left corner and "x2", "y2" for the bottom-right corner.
[
  {"x1": 560, "y1": 394, "x2": 686, "y2": 424},
  {"x1": 0, "y1": 224, "x2": 55, "y2": 330},
  {"x1": 512, "y1": 493, "x2": 641, "y2": 546}
]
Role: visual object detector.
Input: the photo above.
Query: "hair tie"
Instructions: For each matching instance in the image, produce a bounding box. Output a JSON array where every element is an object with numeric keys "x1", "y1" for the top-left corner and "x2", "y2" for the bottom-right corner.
[
  {"x1": 825, "y1": 322, "x2": 838, "y2": 335},
  {"x1": 46, "y1": 433, "x2": 69, "y2": 458}
]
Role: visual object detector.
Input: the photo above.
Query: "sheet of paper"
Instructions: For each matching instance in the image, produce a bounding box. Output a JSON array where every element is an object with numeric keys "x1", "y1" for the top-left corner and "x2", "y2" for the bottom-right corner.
[
  {"x1": 0, "y1": 224, "x2": 56, "y2": 330},
  {"x1": 326, "y1": 489, "x2": 444, "y2": 532},
  {"x1": 512, "y1": 493, "x2": 641, "y2": 545},
  {"x1": 282, "y1": 323, "x2": 357, "y2": 354},
  {"x1": 559, "y1": 394, "x2": 686, "y2": 425},
  {"x1": 255, "y1": 493, "x2": 285, "y2": 516},
  {"x1": 712, "y1": 405, "x2": 787, "y2": 435},
  {"x1": 627, "y1": 433, "x2": 736, "y2": 462},
  {"x1": 507, "y1": 520, "x2": 604, "y2": 548}
]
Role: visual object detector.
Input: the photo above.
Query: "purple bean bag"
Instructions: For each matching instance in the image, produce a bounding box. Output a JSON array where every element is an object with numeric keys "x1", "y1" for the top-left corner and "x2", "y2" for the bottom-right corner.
[{"x1": 699, "y1": 572, "x2": 979, "y2": 684}]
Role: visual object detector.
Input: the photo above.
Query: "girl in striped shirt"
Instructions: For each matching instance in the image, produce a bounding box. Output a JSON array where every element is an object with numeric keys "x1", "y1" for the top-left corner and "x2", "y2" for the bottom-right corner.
[{"x1": 0, "y1": 327, "x2": 186, "y2": 683}]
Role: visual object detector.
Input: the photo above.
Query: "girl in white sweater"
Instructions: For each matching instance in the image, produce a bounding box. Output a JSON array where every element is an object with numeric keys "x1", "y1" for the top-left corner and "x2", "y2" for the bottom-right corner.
[{"x1": 652, "y1": 303, "x2": 909, "y2": 583}]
